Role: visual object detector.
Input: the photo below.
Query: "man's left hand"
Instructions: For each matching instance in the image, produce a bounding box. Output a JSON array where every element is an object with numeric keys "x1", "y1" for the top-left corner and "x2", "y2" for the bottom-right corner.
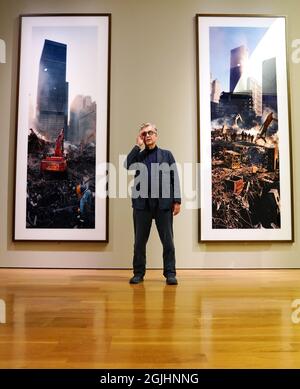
[{"x1": 173, "y1": 203, "x2": 181, "y2": 216}]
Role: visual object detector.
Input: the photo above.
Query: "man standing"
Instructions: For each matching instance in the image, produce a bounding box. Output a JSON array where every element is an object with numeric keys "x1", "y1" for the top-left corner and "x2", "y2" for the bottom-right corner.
[{"x1": 124, "y1": 123, "x2": 181, "y2": 285}]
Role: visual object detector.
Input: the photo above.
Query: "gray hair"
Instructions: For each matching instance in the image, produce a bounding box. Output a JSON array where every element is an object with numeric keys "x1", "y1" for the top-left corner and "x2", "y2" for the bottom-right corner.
[{"x1": 140, "y1": 122, "x2": 158, "y2": 133}]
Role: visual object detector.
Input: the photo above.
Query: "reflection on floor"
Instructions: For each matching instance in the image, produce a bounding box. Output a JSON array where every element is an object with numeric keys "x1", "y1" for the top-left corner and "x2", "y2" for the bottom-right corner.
[{"x1": 0, "y1": 269, "x2": 300, "y2": 368}]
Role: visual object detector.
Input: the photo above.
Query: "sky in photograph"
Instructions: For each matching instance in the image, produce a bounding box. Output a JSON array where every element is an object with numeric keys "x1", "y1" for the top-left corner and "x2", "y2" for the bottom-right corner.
[{"x1": 209, "y1": 27, "x2": 268, "y2": 92}]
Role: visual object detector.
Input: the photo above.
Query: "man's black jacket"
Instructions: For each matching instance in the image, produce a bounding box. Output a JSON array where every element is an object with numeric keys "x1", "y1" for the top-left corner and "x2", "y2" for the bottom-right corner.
[{"x1": 124, "y1": 145, "x2": 181, "y2": 210}]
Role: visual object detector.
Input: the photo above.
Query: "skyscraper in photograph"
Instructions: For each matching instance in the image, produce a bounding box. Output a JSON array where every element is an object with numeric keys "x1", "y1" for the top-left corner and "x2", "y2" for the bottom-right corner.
[
  {"x1": 262, "y1": 57, "x2": 277, "y2": 112},
  {"x1": 36, "y1": 39, "x2": 69, "y2": 139},
  {"x1": 211, "y1": 79, "x2": 222, "y2": 119},
  {"x1": 69, "y1": 95, "x2": 97, "y2": 144},
  {"x1": 247, "y1": 77, "x2": 262, "y2": 117},
  {"x1": 211, "y1": 79, "x2": 222, "y2": 103},
  {"x1": 230, "y1": 45, "x2": 249, "y2": 92}
]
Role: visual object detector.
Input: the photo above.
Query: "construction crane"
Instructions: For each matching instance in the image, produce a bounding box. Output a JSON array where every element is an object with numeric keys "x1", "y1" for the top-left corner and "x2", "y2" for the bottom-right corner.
[
  {"x1": 234, "y1": 113, "x2": 243, "y2": 128},
  {"x1": 40, "y1": 129, "x2": 67, "y2": 174},
  {"x1": 256, "y1": 112, "x2": 278, "y2": 142}
]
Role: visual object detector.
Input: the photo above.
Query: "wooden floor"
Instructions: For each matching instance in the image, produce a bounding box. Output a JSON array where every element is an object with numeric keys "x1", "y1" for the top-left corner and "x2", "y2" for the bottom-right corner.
[{"x1": 1, "y1": 268, "x2": 300, "y2": 368}]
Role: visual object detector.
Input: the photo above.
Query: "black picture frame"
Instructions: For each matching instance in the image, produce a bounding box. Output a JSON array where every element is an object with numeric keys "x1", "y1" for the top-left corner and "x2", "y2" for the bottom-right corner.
[{"x1": 14, "y1": 14, "x2": 111, "y2": 242}]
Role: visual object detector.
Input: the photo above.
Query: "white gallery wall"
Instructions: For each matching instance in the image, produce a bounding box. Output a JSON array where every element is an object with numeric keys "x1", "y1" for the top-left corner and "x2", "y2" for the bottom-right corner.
[{"x1": 0, "y1": 0, "x2": 299, "y2": 268}]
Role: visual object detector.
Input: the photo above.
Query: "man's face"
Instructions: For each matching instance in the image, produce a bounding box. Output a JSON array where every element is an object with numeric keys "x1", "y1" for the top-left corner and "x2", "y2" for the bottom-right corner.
[{"x1": 142, "y1": 126, "x2": 158, "y2": 148}]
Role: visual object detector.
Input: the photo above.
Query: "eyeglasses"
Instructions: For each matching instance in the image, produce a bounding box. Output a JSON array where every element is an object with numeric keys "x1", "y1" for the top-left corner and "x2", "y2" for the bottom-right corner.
[{"x1": 142, "y1": 130, "x2": 157, "y2": 137}]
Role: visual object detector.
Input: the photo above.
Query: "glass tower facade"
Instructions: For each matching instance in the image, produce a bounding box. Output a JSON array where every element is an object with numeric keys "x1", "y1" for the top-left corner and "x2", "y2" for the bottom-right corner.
[{"x1": 36, "y1": 39, "x2": 68, "y2": 139}]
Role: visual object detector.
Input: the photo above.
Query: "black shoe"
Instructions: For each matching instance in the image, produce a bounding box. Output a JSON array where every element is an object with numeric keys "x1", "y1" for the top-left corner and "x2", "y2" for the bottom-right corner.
[
  {"x1": 129, "y1": 275, "x2": 144, "y2": 284},
  {"x1": 166, "y1": 275, "x2": 178, "y2": 285}
]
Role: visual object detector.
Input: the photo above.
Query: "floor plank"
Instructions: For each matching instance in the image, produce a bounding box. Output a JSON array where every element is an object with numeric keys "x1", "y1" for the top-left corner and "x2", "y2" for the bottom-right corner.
[{"x1": 0, "y1": 269, "x2": 300, "y2": 368}]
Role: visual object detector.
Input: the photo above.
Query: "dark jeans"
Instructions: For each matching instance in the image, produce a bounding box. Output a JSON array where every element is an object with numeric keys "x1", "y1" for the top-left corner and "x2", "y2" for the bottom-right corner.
[{"x1": 132, "y1": 202, "x2": 176, "y2": 278}]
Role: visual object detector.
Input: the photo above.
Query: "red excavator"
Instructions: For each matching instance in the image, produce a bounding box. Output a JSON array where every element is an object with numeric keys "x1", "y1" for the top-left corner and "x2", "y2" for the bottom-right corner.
[{"x1": 40, "y1": 129, "x2": 67, "y2": 173}]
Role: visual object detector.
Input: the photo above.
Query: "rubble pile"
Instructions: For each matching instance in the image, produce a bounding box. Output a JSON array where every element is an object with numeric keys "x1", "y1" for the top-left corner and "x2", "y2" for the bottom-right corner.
[
  {"x1": 211, "y1": 110, "x2": 281, "y2": 230},
  {"x1": 28, "y1": 128, "x2": 51, "y2": 155},
  {"x1": 212, "y1": 166, "x2": 280, "y2": 229},
  {"x1": 26, "y1": 142, "x2": 95, "y2": 229}
]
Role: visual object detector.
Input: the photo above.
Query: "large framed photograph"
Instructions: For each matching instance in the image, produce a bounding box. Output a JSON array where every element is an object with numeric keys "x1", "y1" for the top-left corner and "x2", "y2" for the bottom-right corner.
[
  {"x1": 196, "y1": 14, "x2": 294, "y2": 242},
  {"x1": 14, "y1": 14, "x2": 111, "y2": 241}
]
